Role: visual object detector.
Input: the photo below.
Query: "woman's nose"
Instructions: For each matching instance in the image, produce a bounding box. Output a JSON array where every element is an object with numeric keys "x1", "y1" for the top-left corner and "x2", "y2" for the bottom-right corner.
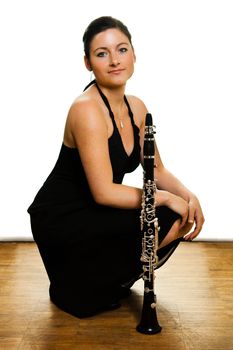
[{"x1": 109, "y1": 53, "x2": 120, "y2": 66}]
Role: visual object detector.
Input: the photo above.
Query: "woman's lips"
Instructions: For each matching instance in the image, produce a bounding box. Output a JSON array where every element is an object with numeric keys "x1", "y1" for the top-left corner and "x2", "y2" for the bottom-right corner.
[{"x1": 108, "y1": 69, "x2": 125, "y2": 74}]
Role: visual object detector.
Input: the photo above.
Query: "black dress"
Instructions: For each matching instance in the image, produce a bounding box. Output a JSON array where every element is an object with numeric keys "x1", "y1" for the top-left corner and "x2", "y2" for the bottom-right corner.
[{"x1": 28, "y1": 82, "x2": 182, "y2": 318}]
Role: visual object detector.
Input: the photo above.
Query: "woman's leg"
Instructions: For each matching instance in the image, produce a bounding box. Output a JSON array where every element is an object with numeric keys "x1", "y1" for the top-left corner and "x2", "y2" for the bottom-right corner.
[{"x1": 159, "y1": 219, "x2": 193, "y2": 249}]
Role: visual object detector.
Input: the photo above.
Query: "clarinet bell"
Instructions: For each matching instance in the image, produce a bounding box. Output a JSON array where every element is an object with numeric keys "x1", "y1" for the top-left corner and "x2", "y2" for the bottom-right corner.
[
  {"x1": 136, "y1": 319, "x2": 162, "y2": 335},
  {"x1": 136, "y1": 292, "x2": 162, "y2": 334}
]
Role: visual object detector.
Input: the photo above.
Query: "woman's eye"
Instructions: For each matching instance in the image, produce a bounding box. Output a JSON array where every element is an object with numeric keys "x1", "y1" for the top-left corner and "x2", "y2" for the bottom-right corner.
[
  {"x1": 119, "y1": 47, "x2": 128, "y2": 53},
  {"x1": 97, "y1": 51, "x2": 107, "y2": 57}
]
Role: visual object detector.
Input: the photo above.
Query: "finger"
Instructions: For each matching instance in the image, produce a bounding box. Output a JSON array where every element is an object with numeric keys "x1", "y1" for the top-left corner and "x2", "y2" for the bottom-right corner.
[
  {"x1": 183, "y1": 225, "x2": 196, "y2": 240},
  {"x1": 184, "y1": 231, "x2": 196, "y2": 241},
  {"x1": 192, "y1": 223, "x2": 203, "y2": 237},
  {"x1": 184, "y1": 233, "x2": 192, "y2": 241},
  {"x1": 192, "y1": 213, "x2": 205, "y2": 236},
  {"x1": 184, "y1": 223, "x2": 202, "y2": 241},
  {"x1": 180, "y1": 213, "x2": 188, "y2": 228},
  {"x1": 188, "y1": 203, "x2": 195, "y2": 224}
]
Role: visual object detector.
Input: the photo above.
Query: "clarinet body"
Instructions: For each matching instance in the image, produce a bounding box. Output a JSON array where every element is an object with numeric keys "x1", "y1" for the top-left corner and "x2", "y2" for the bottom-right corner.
[{"x1": 136, "y1": 113, "x2": 162, "y2": 335}]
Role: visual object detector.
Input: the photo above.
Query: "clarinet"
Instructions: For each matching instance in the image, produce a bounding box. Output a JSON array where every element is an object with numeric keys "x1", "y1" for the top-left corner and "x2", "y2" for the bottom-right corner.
[{"x1": 136, "y1": 113, "x2": 162, "y2": 335}]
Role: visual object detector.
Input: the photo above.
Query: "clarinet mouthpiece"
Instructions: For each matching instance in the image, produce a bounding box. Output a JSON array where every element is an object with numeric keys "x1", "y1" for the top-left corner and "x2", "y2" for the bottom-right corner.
[{"x1": 146, "y1": 113, "x2": 153, "y2": 126}]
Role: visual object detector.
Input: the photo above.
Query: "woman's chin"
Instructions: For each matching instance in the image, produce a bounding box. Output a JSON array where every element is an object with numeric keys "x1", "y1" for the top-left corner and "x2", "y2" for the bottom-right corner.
[{"x1": 102, "y1": 75, "x2": 132, "y2": 89}]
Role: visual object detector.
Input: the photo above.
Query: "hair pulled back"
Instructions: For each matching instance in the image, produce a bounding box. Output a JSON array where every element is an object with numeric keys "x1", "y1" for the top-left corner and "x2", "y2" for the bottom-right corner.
[{"x1": 83, "y1": 16, "x2": 133, "y2": 59}]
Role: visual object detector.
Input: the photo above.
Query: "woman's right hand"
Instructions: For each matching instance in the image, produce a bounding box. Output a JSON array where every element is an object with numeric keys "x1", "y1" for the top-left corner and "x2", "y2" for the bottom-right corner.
[{"x1": 156, "y1": 190, "x2": 189, "y2": 227}]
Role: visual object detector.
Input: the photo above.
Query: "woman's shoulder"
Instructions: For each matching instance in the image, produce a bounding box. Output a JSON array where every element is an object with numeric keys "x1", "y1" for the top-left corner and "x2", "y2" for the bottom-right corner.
[
  {"x1": 126, "y1": 94, "x2": 147, "y2": 108},
  {"x1": 63, "y1": 89, "x2": 107, "y2": 147},
  {"x1": 70, "y1": 91, "x2": 98, "y2": 111},
  {"x1": 68, "y1": 90, "x2": 102, "y2": 120},
  {"x1": 66, "y1": 89, "x2": 107, "y2": 134}
]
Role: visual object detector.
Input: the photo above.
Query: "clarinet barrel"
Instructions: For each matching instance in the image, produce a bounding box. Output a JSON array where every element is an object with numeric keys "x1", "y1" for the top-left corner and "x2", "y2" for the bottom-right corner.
[{"x1": 136, "y1": 113, "x2": 162, "y2": 335}]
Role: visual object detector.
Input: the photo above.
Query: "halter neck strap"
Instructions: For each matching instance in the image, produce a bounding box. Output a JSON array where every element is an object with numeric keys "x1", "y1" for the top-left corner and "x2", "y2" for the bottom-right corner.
[
  {"x1": 95, "y1": 82, "x2": 134, "y2": 125},
  {"x1": 83, "y1": 79, "x2": 96, "y2": 92}
]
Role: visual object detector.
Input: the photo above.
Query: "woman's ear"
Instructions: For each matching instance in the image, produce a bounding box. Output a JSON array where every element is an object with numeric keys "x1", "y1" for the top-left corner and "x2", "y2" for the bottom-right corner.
[
  {"x1": 133, "y1": 52, "x2": 136, "y2": 63},
  {"x1": 84, "y1": 56, "x2": 92, "y2": 71},
  {"x1": 131, "y1": 46, "x2": 136, "y2": 63},
  {"x1": 132, "y1": 47, "x2": 136, "y2": 63}
]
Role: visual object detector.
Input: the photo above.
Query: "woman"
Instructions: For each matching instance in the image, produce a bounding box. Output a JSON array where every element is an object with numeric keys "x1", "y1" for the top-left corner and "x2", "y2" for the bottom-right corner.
[{"x1": 28, "y1": 16, "x2": 204, "y2": 318}]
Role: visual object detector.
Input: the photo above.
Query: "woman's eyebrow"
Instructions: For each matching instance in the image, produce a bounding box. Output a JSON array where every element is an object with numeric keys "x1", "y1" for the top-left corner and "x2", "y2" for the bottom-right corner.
[{"x1": 94, "y1": 42, "x2": 129, "y2": 53}]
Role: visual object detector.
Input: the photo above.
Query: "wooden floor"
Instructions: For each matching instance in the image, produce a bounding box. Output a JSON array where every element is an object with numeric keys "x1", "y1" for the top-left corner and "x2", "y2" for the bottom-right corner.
[{"x1": 0, "y1": 242, "x2": 232, "y2": 350}]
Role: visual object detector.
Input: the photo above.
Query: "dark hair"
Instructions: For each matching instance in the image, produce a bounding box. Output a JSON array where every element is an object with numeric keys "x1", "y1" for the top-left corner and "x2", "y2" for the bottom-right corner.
[{"x1": 83, "y1": 16, "x2": 133, "y2": 59}]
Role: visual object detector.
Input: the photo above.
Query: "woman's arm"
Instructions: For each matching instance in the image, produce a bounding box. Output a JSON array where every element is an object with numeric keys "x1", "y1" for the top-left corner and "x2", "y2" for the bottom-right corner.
[
  {"x1": 67, "y1": 99, "x2": 140, "y2": 208},
  {"x1": 67, "y1": 94, "x2": 204, "y2": 238},
  {"x1": 66, "y1": 98, "x2": 170, "y2": 210},
  {"x1": 154, "y1": 142, "x2": 205, "y2": 238},
  {"x1": 137, "y1": 103, "x2": 204, "y2": 238}
]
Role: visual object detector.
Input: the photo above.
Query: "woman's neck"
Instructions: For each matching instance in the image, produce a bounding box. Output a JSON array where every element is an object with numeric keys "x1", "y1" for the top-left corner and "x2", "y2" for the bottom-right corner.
[{"x1": 97, "y1": 82, "x2": 126, "y2": 111}]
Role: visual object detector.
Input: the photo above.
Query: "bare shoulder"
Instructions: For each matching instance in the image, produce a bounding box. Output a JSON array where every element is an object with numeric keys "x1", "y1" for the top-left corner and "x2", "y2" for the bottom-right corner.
[
  {"x1": 67, "y1": 93, "x2": 105, "y2": 131},
  {"x1": 63, "y1": 90, "x2": 108, "y2": 147},
  {"x1": 126, "y1": 95, "x2": 148, "y2": 128},
  {"x1": 68, "y1": 94, "x2": 99, "y2": 120}
]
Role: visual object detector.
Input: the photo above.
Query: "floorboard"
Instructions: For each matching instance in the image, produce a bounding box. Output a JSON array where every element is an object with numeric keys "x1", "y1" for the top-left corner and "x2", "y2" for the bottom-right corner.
[{"x1": 0, "y1": 242, "x2": 232, "y2": 349}]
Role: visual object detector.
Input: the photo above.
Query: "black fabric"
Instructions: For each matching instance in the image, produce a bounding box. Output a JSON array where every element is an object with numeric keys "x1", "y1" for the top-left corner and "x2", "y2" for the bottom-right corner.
[{"x1": 28, "y1": 82, "x2": 182, "y2": 318}]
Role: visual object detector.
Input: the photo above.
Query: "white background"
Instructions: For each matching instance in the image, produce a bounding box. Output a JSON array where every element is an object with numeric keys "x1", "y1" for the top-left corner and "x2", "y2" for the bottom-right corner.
[{"x1": 0, "y1": 0, "x2": 232, "y2": 241}]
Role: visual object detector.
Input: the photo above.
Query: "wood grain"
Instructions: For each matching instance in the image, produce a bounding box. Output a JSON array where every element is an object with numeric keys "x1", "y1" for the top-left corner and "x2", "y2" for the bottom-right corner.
[{"x1": 0, "y1": 242, "x2": 232, "y2": 349}]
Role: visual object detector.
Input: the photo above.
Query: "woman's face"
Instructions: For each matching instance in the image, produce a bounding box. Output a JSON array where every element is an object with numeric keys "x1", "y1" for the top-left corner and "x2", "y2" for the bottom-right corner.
[{"x1": 85, "y1": 28, "x2": 136, "y2": 88}]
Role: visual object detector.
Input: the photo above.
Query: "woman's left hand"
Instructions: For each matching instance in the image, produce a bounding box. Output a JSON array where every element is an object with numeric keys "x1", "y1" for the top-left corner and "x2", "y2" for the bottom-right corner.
[{"x1": 184, "y1": 194, "x2": 205, "y2": 241}]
